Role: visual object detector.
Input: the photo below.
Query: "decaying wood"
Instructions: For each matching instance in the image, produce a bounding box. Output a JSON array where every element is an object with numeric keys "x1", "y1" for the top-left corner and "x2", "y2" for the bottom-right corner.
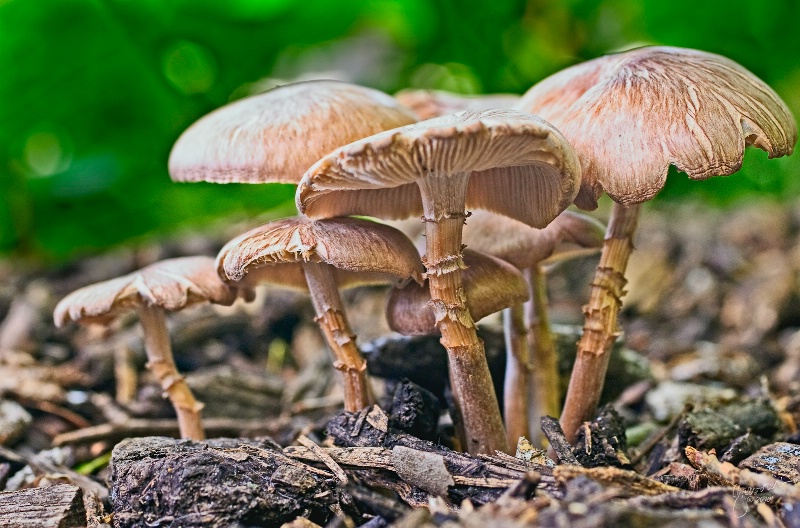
[
  {"x1": 572, "y1": 404, "x2": 630, "y2": 468},
  {"x1": 554, "y1": 465, "x2": 680, "y2": 497},
  {"x1": 686, "y1": 446, "x2": 800, "y2": 500},
  {"x1": 286, "y1": 407, "x2": 541, "y2": 505},
  {"x1": 739, "y1": 442, "x2": 800, "y2": 484},
  {"x1": 110, "y1": 437, "x2": 344, "y2": 528},
  {"x1": 0, "y1": 484, "x2": 86, "y2": 528}
]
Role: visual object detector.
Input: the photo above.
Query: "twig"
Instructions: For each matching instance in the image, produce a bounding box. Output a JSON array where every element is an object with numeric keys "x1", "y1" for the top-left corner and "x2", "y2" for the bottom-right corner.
[
  {"x1": 16, "y1": 398, "x2": 91, "y2": 429},
  {"x1": 285, "y1": 445, "x2": 525, "y2": 489},
  {"x1": 52, "y1": 417, "x2": 288, "y2": 446},
  {"x1": 540, "y1": 416, "x2": 579, "y2": 465},
  {"x1": 0, "y1": 445, "x2": 108, "y2": 500},
  {"x1": 297, "y1": 435, "x2": 348, "y2": 485}
]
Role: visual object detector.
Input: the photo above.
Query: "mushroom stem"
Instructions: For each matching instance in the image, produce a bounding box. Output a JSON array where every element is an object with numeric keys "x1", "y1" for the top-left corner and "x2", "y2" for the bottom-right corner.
[
  {"x1": 418, "y1": 174, "x2": 508, "y2": 454},
  {"x1": 503, "y1": 303, "x2": 529, "y2": 448},
  {"x1": 137, "y1": 304, "x2": 205, "y2": 441},
  {"x1": 560, "y1": 202, "x2": 641, "y2": 442},
  {"x1": 302, "y1": 261, "x2": 372, "y2": 412},
  {"x1": 526, "y1": 265, "x2": 560, "y2": 434}
]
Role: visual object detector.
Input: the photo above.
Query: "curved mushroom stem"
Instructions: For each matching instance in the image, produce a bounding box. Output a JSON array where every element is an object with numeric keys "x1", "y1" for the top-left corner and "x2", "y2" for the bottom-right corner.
[
  {"x1": 303, "y1": 261, "x2": 373, "y2": 412},
  {"x1": 503, "y1": 303, "x2": 529, "y2": 449},
  {"x1": 419, "y1": 174, "x2": 508, "y2": 455},
  {"x1": 137, "y1": 304, "x2": 205, "y2": 441},
  {"x1": 560, "y1": 202, "x2": 641, "y2": 442},
  {"x1": 526, "y1": 265, "x2": 560, "y2": 442}
]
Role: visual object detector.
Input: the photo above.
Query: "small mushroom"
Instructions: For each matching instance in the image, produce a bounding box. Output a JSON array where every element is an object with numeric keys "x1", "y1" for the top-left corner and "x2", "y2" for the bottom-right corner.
[
  {"x1": 463, "y1": 210, "x2": 605, "y2": 446},
  {"x1": 396, "y1": 89, "x2": 521, "y2": 120},
  {"x1": 169, "y1": 80, "x2": 417, "y2": 185},
  {"x1": 516, "y1": 46, "x2": 797, "y2": 441},
  {"x1": 217, "y1": 216, "x2": 424, "y2": 412},
  {"x1": 298, "y1": 109, "x2": 581, "y2": 454},
  {"x1": 53, "y1": 257, "x2": 250, "y2": 440},
  {"x1": 386, "y1": 249, "x2": 529, "y2": 336}
]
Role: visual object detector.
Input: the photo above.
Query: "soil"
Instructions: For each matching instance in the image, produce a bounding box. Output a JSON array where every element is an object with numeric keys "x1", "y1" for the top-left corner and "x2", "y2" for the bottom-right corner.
[{"x1": 1, "y1": 201, "x2": 800, "y2": 527}]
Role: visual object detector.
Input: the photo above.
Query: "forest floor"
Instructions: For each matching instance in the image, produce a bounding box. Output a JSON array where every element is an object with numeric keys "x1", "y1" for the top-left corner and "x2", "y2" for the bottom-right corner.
[{"x1": 1, "y1": 200, "x2": 800, "y2": 527}]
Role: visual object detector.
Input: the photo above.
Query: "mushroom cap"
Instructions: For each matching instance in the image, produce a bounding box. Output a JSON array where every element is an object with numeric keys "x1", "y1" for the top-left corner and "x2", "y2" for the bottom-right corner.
[
  {"x1": 517, "y1": 46, "x2": 798, "y2": 209},
  {"x1": 297, "y1": 109, "x2": 581, "y2": 229},
  {"x1": 386, "y1": 249, "x2": 529, "y2": 336},
  {"x1": 396, "y1": 89, "x2": 521, "y2": 120},
  {"x1": 169, "y1": 80, "x2": 418, "y2": 184},
  {"x1": 54, "y1": 256, "x2": 244, "y2": 327},
  {"x1": 462, "y1": 210, "x2": 605, "y2": 270},
  {"x1": 216, "y1": 216, "x2": 424, "y2": 289}
]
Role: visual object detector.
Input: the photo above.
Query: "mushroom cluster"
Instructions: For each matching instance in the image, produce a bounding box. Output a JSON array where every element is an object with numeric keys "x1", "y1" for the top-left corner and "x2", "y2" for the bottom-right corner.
[{"x1": 55, "y1": 46, "x2": 796, "y2": 456}]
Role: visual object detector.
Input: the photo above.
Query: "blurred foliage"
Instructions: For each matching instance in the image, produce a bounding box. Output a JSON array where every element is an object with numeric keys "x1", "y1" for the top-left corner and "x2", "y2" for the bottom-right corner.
[{"x1": 1, "y1": 0, "x2": 799, "y2": 261}]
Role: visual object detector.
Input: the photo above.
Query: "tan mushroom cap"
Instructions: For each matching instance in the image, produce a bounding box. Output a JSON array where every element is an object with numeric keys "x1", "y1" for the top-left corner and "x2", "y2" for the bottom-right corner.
[
  {"x1": 516, "y1": 55, "x2": 618, "y2": 127},
  {"x1": 396, "y1": 89, "x2": 521, "y2": 120},
  {"x1": 54, "y1": 256, "x2": 243, "y2": 327},
  {"x1": 297, "y1": 109, "x2": 581, "y2": 229},
  {"x1": 169, "y1": 80, "x2": 418, "y2": 184},
  {"x1": 463, "y1": 210, "x2": 605, "y2": 270},
  {"x1": 217, "y1": 216, "x2": 424, "y2": 289},
  {"x1": 517, "y1": 46, "x2": 798, "y2": 210},
  {"x1": 387, "y1": 249, "x2": 529, "y2": 335}
]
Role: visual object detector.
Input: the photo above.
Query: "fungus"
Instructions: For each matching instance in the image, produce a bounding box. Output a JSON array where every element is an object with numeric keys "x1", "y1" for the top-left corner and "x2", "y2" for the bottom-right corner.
[
  {"x1": 517, "y1": 46, "x2": 797, "y2": 441},
  {"x1": 216, "y1": 216, "x2": 424, "y2": 412},
  {"x1": 396, "y1": 89, "x2": 520, "y2": 120},
  {"x1": 169, "y1": 80, "x2": 417, "y2": 184},
  {"x1": 386, "y1": 249, "x2": 529, "y2": 336},
  {"x1": 53, "y1": 257, "x2": 250, "y2": 440},
  {"x1": 463, "y1": 210, "x2": 605, "y2": 446},
  {"x1": 297, "y1": 109, "x2": 581, "y2": 453}
]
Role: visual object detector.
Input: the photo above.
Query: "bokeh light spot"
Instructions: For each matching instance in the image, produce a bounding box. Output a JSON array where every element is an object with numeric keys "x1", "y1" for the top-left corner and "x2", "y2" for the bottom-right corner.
[
  {"x1": 162, "y1": 40, "x2": 217, "y2": 95},
  {"x1": 23, "y1": 129, "x2": 72, "y2": 178},
  {"x1": 410, "y1": 63, "x2": 482, "y2": 94}
]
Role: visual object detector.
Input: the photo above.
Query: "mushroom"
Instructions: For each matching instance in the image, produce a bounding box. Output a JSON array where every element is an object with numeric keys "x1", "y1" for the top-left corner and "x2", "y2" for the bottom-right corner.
[
  {"x1": 516, "y1": 46, "x2": 797, "y2": 441},
  {"x1": 216, "y1": 216, "x2": 424, "y2": 412},
  {"x1": 53, "y1": 256, "x2": 250, "y2": 440},
  {"x1": 169, "y1": 80, "x2": 417, "y2": 185},
  {"x1": 463, "y1": 210, "x2": 605, "y2": 446},
  {"x1": 396, "y1": 89, "x2": 521, "y2": 120},
  {"x1": 297, "y1": 109, "x2": 581, "y2": 454},
  {"x1": 386, "y1": 249, "x2": 529, "y2": 336},
  {"x1": 167, "y1": 81, "x2": 417, "y2": 410}
]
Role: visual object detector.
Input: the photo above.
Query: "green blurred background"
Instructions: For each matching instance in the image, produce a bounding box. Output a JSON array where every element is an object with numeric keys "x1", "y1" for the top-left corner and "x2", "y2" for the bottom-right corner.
[{"x1": 2, "y1": 0, "x2": 799, "y2": 261}]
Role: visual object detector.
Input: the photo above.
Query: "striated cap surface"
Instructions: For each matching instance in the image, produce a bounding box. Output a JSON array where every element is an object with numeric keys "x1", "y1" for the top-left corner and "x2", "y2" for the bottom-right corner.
[
  {"x1": 517, "y1": 46, "x2": 797, "y2": 209},
  {"x1": 54, "y1": 256, "x2": 243, "y2": 327},
  {"x1": 463, "y1": 209, "x2": 605, "y2": 270},
  {"x1": 217, "y1": 216, "x2": 424, "y2": 289},
  {"x1": 297, "y1": 109, "x2": 581, "y2": 228},
  {"x1": 169, "y1": 80, "x2": 417, "y2": 184}
]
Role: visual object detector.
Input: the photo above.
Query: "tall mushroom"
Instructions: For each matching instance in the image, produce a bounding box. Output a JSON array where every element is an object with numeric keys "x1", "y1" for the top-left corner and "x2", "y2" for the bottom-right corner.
[
  {"x1": 516, "y1": 46, "x2": 798, "y2": 441},
  {"x1": 169, "y1": 80, "x2": 417, "y2": 185},
  {"x1": 216, "y1": 216, "x2": 424, "y2": 412},
  {"x1": 297, "y1": 109, "x2": 581, "y2": 454},
  {"x1": 463, "y1": 210, "x2": 605, "y2": 446},
  {"x1": 53, "y1": 257, "x2": 250, "y2": 440}
]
